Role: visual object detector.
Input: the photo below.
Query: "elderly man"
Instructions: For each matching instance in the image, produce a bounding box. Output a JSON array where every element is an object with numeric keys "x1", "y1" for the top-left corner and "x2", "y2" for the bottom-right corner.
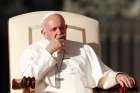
[{"x1": 20, "y1": 12, "x2": 135, "y2": 93}]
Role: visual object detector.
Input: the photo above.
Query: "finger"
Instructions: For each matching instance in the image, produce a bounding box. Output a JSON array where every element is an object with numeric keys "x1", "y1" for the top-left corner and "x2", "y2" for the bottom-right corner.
[
  {"x1": 129, "y1": 77, "x2": 136, "y2": 87},
  {"x1": 126, "y1": 77, "x2": 133, "y2": 88},
  {"x1": 118, "y1": 76, "x2": 128, "y2": 88},
  {"x1": 54, "y1": 39, "x2": 64, "y2": 45},
  {"x1": 118, "y1": 80, "x2": 125, "y2": 87},
  {"x1": 56, "y1": 34, "x2": 66, "y2": 39},
  {"x1": 123, "y1": 77, "x2": 133, "y2": 88},
  {"x1": 60, "y1": 34, "x2": 66, "y2": 39},
  {"x1": 59, "y1": 39, "x2": 65, "y2": 45},
  {"x1": 131, "y1": 78, "x2": 136, "y2": 85},
  {"x1": 59, "y1": 39, "x2": 65, "y2": 42},
  {"x1": 126, "y1": 76, "x2": 136, "y2": 88}
]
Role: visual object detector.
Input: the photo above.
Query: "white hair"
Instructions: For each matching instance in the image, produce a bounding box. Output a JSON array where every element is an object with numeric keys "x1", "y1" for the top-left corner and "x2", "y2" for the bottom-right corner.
[
  {"x1": 41, "y1": 12, "x2": 60, "y2": 25},
  {"x1": 40, "y1": 12, "x2": 61, "y2": 31}
]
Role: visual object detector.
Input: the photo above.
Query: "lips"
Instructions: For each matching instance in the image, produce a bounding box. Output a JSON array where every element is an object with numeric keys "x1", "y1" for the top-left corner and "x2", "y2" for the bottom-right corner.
[
  {"x1": 57, "y1": 34, "x2": 65, "y2": 39},
  {"x1": 60, "y1": 36, "x2": 66, "y2": 39}
]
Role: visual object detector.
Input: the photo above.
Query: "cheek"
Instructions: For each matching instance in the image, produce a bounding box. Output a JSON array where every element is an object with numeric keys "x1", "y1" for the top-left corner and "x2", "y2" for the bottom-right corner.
[
  {"x1": 50, "y1": 32, "x2": 56, "y2": 37},
  {"x1": 47, "y1": 32, "x2": 57, "y2": 40}
]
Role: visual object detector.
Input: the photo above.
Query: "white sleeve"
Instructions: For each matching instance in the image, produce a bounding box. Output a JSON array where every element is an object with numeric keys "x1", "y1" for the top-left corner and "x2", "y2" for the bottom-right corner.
[
  {"x1": 97, "y1": 60, "x2": 118, "y2": 89},
  {"x1": 20, "y1": 46, "x2": 57, "y2": 82},
  {"x1": 84, "y1": 45, "x2": 118, "y2": 89}
]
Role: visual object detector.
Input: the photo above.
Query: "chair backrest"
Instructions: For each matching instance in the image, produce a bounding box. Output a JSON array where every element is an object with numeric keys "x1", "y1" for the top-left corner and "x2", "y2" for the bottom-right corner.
[{"x1": 8, "y1": 11, "x2": 100, "y2": 93}]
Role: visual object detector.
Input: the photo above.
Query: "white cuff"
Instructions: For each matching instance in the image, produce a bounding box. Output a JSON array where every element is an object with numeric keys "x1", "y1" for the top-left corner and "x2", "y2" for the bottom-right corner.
[{"x1": 98, "y1": 71, "x2": 118, "y2": 89}]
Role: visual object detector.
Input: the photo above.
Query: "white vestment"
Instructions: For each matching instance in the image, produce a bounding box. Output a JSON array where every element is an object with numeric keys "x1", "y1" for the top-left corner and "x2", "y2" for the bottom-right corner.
[{"x1": 20, "y1": 38, "x2": 118, "y2": 93}]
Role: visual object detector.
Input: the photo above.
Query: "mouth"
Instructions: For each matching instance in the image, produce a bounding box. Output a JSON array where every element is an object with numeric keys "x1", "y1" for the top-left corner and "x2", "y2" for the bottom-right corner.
[
  {"x1": 60, "y1": 36, "x2": 66, "y2": 39},
  {"x1": 58, "y1": 35, "x2": 66, "y2": 40}
]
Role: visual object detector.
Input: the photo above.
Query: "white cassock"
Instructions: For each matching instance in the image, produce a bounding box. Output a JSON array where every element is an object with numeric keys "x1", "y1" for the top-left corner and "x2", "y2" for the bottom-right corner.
[{"x1": 20, "y1": 38, "x2": 118, "y2": 93}]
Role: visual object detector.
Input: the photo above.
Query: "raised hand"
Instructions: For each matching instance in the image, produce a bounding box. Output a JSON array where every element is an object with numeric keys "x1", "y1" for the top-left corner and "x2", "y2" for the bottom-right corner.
[{"x1": 46, "y1": 39, "x2": 65, "y2": 54}]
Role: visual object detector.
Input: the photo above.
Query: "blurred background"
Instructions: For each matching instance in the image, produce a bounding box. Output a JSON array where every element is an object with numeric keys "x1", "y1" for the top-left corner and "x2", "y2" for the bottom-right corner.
[{"x1": 0, "y1": 0, "x2": 140, "y2": 93}]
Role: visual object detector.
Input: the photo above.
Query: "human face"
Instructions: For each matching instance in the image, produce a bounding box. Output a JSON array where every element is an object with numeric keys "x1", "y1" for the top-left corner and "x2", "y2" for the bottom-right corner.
[{"x1": 41, "y1": 14, "x2": 67, "y2": 41}]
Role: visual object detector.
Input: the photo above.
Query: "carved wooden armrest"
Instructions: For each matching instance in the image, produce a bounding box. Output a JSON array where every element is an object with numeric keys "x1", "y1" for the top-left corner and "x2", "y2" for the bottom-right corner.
[
  {"x1": 12, "y1": 77, "x2": 35, "y2": 93},
  {"x1": 95, "y1": 84, "x2": 138, "y2": 93}
]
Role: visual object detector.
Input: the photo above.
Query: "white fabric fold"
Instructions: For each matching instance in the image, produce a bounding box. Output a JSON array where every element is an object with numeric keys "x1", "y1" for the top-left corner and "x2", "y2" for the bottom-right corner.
[{"x1": 20, "y1": 39, "x2": 118, "y2": 93}]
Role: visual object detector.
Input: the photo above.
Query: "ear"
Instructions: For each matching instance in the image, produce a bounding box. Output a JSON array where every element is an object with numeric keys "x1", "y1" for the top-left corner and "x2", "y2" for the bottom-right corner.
[
  {"x1": 41, "y1": 29, "x2": 46, "y2": 35},
  {"x1": 41, "y1": 30, "x2": 49, "y2": 39},
  {"x1": 41, "y1": 30, "x2": 43, "y2": 34},
  {"x1": 41, "y1": 30, "x2": 46, "y2": 37}
]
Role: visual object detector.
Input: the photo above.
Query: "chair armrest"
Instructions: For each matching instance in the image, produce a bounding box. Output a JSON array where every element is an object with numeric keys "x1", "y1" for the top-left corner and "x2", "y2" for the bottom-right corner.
[
  {"x1": 95, "y1": 84, "x2": 138, "y2": 93},
  {"x1": 12, "y1": 77, "x2": 35, "y2": 93}
]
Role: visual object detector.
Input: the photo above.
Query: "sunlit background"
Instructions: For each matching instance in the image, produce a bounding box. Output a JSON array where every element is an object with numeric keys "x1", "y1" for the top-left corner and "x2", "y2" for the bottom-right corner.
[{"x1": 0, "y1": 0, "x2": 140, "y2": 93}]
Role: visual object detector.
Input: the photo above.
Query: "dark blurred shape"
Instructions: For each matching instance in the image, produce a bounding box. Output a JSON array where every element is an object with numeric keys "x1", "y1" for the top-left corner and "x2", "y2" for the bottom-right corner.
[
  {"x1": 12, "y1": 77, "x2": 35, "y2": 89},
  {"x1": 23, "y1": 0, "x2": 63, "y2": 11}
]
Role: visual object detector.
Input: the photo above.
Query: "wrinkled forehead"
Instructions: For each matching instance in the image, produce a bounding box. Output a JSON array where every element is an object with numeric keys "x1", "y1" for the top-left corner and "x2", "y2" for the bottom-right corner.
[{"x1": 41, "y1": 13, "x2": 65, "y2": 25}]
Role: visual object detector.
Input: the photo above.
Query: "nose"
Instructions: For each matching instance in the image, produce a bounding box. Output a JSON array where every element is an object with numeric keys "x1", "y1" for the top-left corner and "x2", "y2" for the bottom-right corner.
[{"x1": 56, "y1": 28, "x2": 62, "y2": 35}]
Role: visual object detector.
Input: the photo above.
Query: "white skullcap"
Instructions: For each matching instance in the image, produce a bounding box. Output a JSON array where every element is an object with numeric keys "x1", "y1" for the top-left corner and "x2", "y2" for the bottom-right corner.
[
  {"x1": 40, "y1": 12, "x2": 60, "y2": 31},
  {"x1": 41, "y1": 12, "x2": 59, "y2": 25}
]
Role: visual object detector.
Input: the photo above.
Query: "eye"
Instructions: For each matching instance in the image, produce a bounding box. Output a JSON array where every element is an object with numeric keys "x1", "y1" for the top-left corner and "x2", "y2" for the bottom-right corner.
[
  {"x1": 48, "y1": 27, "x2": 57, "y2": 32},
  {"x1": 52, "y1": 27, "x2": 57, "y2": 31}
]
